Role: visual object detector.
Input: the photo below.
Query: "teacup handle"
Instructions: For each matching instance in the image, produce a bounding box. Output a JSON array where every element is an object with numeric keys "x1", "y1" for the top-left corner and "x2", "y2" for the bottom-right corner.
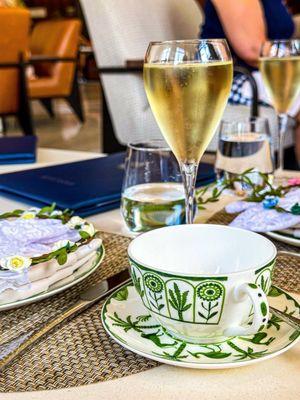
[{"x1": 224, "y1": 283, "x2": 269, "y2": 337}]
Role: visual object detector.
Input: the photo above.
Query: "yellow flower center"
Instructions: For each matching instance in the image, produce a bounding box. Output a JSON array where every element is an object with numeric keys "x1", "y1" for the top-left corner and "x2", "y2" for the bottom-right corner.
[
  {"x1": 11, "y1": 258, "x2": 24, "y2": 268},
  {"x1": 22, "y1": 213, "x2": 35, "y2": 220}
]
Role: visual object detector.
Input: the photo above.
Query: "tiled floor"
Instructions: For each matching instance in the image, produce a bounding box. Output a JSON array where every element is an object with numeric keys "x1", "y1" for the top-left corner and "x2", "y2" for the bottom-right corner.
[{"x1": 6, "y1": 82, "x2": 102, "y2": 153}]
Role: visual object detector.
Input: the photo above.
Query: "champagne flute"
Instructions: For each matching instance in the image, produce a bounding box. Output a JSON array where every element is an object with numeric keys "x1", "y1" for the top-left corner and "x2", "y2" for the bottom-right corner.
[
  {"x1": 259, "y1": 40, "x2": 300, "y2": 170},
  {"x1": 144, "y1": 39, "x2": 233, "y2": 223}
]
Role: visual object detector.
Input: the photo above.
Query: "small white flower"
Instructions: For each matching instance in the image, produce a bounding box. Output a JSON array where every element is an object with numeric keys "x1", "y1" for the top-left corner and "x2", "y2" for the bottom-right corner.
[
  {"x1": 80, "y1": 223, "x2": 96, "y2": 237},
  {"x1": 21, "y1": 210, "x2": 37, "y2": 220},
  {"x1": 67, "y1": 216, "x2": 85, "y2": 229},
  {"x1": 52, "y1": 240, "x2": 75, "y2": 252},
  {"x1": 0, "y1": 256, "x2": 32, "y2": 273},
  {"x1": 50, "y1": 210, "x2": 63, "y2": 217}
]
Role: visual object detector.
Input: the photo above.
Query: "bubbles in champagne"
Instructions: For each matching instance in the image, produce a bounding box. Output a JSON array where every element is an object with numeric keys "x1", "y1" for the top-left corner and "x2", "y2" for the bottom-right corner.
[
  {"x1": 144, "y1": 62, "x2": 233, "y2": 164},
  {"x1": 259, "y1": 56, "x2": 300, "y2": 114}
]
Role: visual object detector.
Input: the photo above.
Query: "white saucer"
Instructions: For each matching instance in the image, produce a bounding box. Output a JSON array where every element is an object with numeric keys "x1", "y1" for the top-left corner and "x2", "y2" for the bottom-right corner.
[
  {"x1": 266, "y1": 231, "x2": 300, "y2": 247},
  {"x1": 0, "y1": 246, "x2": 105, "y2": 311},
  {"x1": 102, "y1": 283, "x2": 299, "y2": 369}
]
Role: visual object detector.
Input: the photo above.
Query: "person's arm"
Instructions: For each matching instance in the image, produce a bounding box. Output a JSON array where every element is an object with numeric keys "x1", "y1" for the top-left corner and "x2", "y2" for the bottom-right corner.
[
  {"x1": 293, "y1": 15, "x2": 300, "y2": 38},
  {"x1": 211, "y1": 0, "x2": 267, "y2": 66}
]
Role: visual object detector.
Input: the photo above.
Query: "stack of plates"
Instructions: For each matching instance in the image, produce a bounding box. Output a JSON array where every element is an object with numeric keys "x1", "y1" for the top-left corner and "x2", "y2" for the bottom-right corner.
[
  {"x1": 0, "y1": 210, "x2": 105, "y2": 311},
  {"x1": 0, "y1": 244, "x2": 105, "y2": 311},
  {"x1": 267, "y1": 225, "x2": 300, "y2": 247}
]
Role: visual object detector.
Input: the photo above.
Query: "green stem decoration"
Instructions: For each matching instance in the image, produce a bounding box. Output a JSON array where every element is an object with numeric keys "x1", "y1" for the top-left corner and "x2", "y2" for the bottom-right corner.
[
  {"x1": 168, "y1": 283, "x2": 192, "y2": 321},
  {"x1": 195, "y1": 168, "x2": 300, "y2": 214}
]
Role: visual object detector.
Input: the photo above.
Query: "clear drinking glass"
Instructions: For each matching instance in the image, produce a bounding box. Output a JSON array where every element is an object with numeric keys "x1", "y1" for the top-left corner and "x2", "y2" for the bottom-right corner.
[
  {"x1": 121, "y1": 140, "x2": 186, "y2": 233},
  {"x1": 259, "y1": 40, "x2": 300, "y2": 170},
  {"x1": 215, "y1": 117, "x2": 274, "y2": 181},
  {"x1": 144, "y1": 39, "x2": 233, "y2": 223}
]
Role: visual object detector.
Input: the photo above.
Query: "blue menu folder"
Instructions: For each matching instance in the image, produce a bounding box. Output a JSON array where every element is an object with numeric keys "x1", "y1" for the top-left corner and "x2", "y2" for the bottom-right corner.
[
  {"x1": 0, "y1": 152, "x2": 215, "y2": 216},
  {"x1": 0, "y1": 136, "x2": 37, "y2": 164}
]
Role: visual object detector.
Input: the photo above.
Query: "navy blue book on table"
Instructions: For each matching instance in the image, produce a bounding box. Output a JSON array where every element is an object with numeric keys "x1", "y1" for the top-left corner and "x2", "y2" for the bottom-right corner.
[
  {"x1": 0, "y1": 152, "x2": 215, "y2": 217},
  {"x1": 0, "y1": 136, "x2": 36, "y2": 164}
]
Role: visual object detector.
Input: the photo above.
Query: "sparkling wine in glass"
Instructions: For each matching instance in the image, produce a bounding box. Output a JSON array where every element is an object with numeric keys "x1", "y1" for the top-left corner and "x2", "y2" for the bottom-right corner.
[
  {"x1": 259, "y1": 40, "x2": 300, "y2": 170},
  {"x1": 144, "y1": 39, "x2": 233, "y2": 223}
]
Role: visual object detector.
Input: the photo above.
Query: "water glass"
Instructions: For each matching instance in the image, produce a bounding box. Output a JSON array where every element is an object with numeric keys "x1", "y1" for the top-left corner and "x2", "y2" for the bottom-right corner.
[
  {"x1": 215, "y1": 117, "x2": 274, "y2": 183},
  {"x1": 121, "y1": 140, "x2": 185, "y2": 233}
]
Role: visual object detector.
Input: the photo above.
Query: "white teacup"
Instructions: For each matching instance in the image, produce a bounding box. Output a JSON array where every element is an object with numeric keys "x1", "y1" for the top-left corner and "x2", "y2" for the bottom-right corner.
[{"x1": 128, "y1": 224, "x2": 276, "y2": 343}]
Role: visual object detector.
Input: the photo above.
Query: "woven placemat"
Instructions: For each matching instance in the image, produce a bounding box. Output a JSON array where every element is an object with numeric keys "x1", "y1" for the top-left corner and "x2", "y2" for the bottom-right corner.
[
  {"x1": 1, "y1": 218, "x2": 299, "y2": 393},
  {"x1": 208, "y1": 210, "x2": 300, "y2": 294},
  {"x1": 0, "y1": 231, "x2": 158, "y2": 393}
]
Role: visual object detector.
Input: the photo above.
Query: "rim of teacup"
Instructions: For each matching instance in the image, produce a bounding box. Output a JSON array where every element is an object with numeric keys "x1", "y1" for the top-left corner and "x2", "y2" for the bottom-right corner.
[{"x1": 128, "y1": 224, "x2": 277, "y2": 277}]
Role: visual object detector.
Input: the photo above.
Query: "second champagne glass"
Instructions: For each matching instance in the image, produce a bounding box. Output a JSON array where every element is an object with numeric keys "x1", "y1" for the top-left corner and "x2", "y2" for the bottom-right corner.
[
  {"x1": 144, "y1": 39, "x2": 233, "y2": 223},
  {"x1": 259, "y1": 40, "x2": 300, "y2": 170}
]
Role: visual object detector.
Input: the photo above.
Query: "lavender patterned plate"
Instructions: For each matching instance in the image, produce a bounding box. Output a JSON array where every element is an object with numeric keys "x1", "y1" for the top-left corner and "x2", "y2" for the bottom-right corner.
[{"x1": 102, "y1": 283, "x2": 300, "y2": 369}]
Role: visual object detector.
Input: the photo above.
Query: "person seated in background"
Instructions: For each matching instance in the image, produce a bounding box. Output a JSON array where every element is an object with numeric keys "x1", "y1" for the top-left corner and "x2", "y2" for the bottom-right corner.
[
  {"x1": 200, "y1": 0, "x2": 300, "y2": 168},
  {"x1": 287, "y1": 0, "x2": 300, "y2": 20}
]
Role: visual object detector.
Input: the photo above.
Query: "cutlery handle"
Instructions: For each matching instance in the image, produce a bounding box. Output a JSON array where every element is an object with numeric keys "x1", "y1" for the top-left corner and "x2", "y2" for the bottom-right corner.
[
  {"x1": 0, "y1": 299, "x2": 89, "y2": 370},
  {"x1": 277, "y1": 250, "x2": 300, "y2": 259},
  {"x1": 269, "y1": 306, "x2": 300, "y2": 331}
]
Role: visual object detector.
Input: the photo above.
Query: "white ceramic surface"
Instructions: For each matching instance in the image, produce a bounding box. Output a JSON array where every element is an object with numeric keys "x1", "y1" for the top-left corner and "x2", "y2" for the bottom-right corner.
[
  {"x1": 128, "y1": 224, "x2": 276, "y2": 274},
  {"x1": 102, "y1": 282, "x2": 300, "y2": 369},
  {"x1": 128, "y1": 225, "x2": 277, "y2": 341},
  {"x1": 267, "y1": 231, "x2": 300, "y2": 247}
]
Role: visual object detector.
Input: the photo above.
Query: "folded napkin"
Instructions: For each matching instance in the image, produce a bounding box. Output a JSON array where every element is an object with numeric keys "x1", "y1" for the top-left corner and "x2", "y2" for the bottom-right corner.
[
  {"x1": 0, "y1": 269, "x2": 30, "y2": 294},
  {"x1": 225, "y1": 188, "x2": 300, "y2": 232},
  {"x1": 0, "y1": 218, "x2": 80, "y2": 293},
  {"x1": 0, "y1": 218, "x2": 80, "y2": 259}
]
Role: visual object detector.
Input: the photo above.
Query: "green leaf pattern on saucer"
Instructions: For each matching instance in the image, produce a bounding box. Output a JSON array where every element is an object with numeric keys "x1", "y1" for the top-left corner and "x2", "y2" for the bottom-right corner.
[{"x1": 102, "y1": 283, "x2": 300, "y2": 368}]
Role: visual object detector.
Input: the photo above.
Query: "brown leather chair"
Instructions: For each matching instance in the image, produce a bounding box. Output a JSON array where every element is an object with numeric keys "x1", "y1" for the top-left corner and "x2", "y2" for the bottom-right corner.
[
  {"x1": 0, "y1": 8, "x2": 34, "y2": 135},
  {"x1": 28, "y1": 19, "x2": 84, "y2": 122}
]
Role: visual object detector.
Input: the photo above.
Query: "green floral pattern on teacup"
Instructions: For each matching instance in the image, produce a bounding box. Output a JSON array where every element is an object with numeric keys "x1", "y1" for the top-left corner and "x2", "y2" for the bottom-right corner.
[
  {"x1": 130, "y1": 260, "x2": 227, "y2": 325},
  {"x1": 144, "y1": 274, "x2": 164, "y2": 293},
  {"x1": 197, "y1": 282, "x2": 223, "y2": 301},
  {"x1": 168, "y1": 282, "x2": 192, "y2": 321},
  {"x1": 143, "y1": 273, "x2": 165, "y2": 312},
  {"x1": 196, "y1": 281, "x2": 225, "y2": 324},
  {"x1": 255, "y1": 260, "x2": 275, "y2": 294},
  {"x1": 130, "y1": 258, "x2": 276, "y2": 327}
]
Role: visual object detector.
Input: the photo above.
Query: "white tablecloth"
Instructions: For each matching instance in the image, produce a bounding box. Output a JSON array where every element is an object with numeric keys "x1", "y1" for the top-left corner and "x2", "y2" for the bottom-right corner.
[{"x1": 1, "y1": 149, "x2": 299, "y2": 400}]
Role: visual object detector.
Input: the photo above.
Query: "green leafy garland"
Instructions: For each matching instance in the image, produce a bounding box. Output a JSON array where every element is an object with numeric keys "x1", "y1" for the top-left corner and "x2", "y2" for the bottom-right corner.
[
  {"x1": 0, "y1": 203, "x2": 69, "y2": 222},
  {"x1": 195, "y1": 169, "x2": 300, "y2": 215},
  {"x1": 0, "y1": 204, "x2": 97, "y2": 269}
]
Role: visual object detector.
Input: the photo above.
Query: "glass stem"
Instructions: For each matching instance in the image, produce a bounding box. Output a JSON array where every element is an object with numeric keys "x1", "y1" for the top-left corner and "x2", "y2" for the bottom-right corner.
[
  {"x1": 180, "y1": 162, "x2": 198, "y2": 224},
  {"x1": 277, "y1": 113, "x2": 288, "y2": 171}
]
